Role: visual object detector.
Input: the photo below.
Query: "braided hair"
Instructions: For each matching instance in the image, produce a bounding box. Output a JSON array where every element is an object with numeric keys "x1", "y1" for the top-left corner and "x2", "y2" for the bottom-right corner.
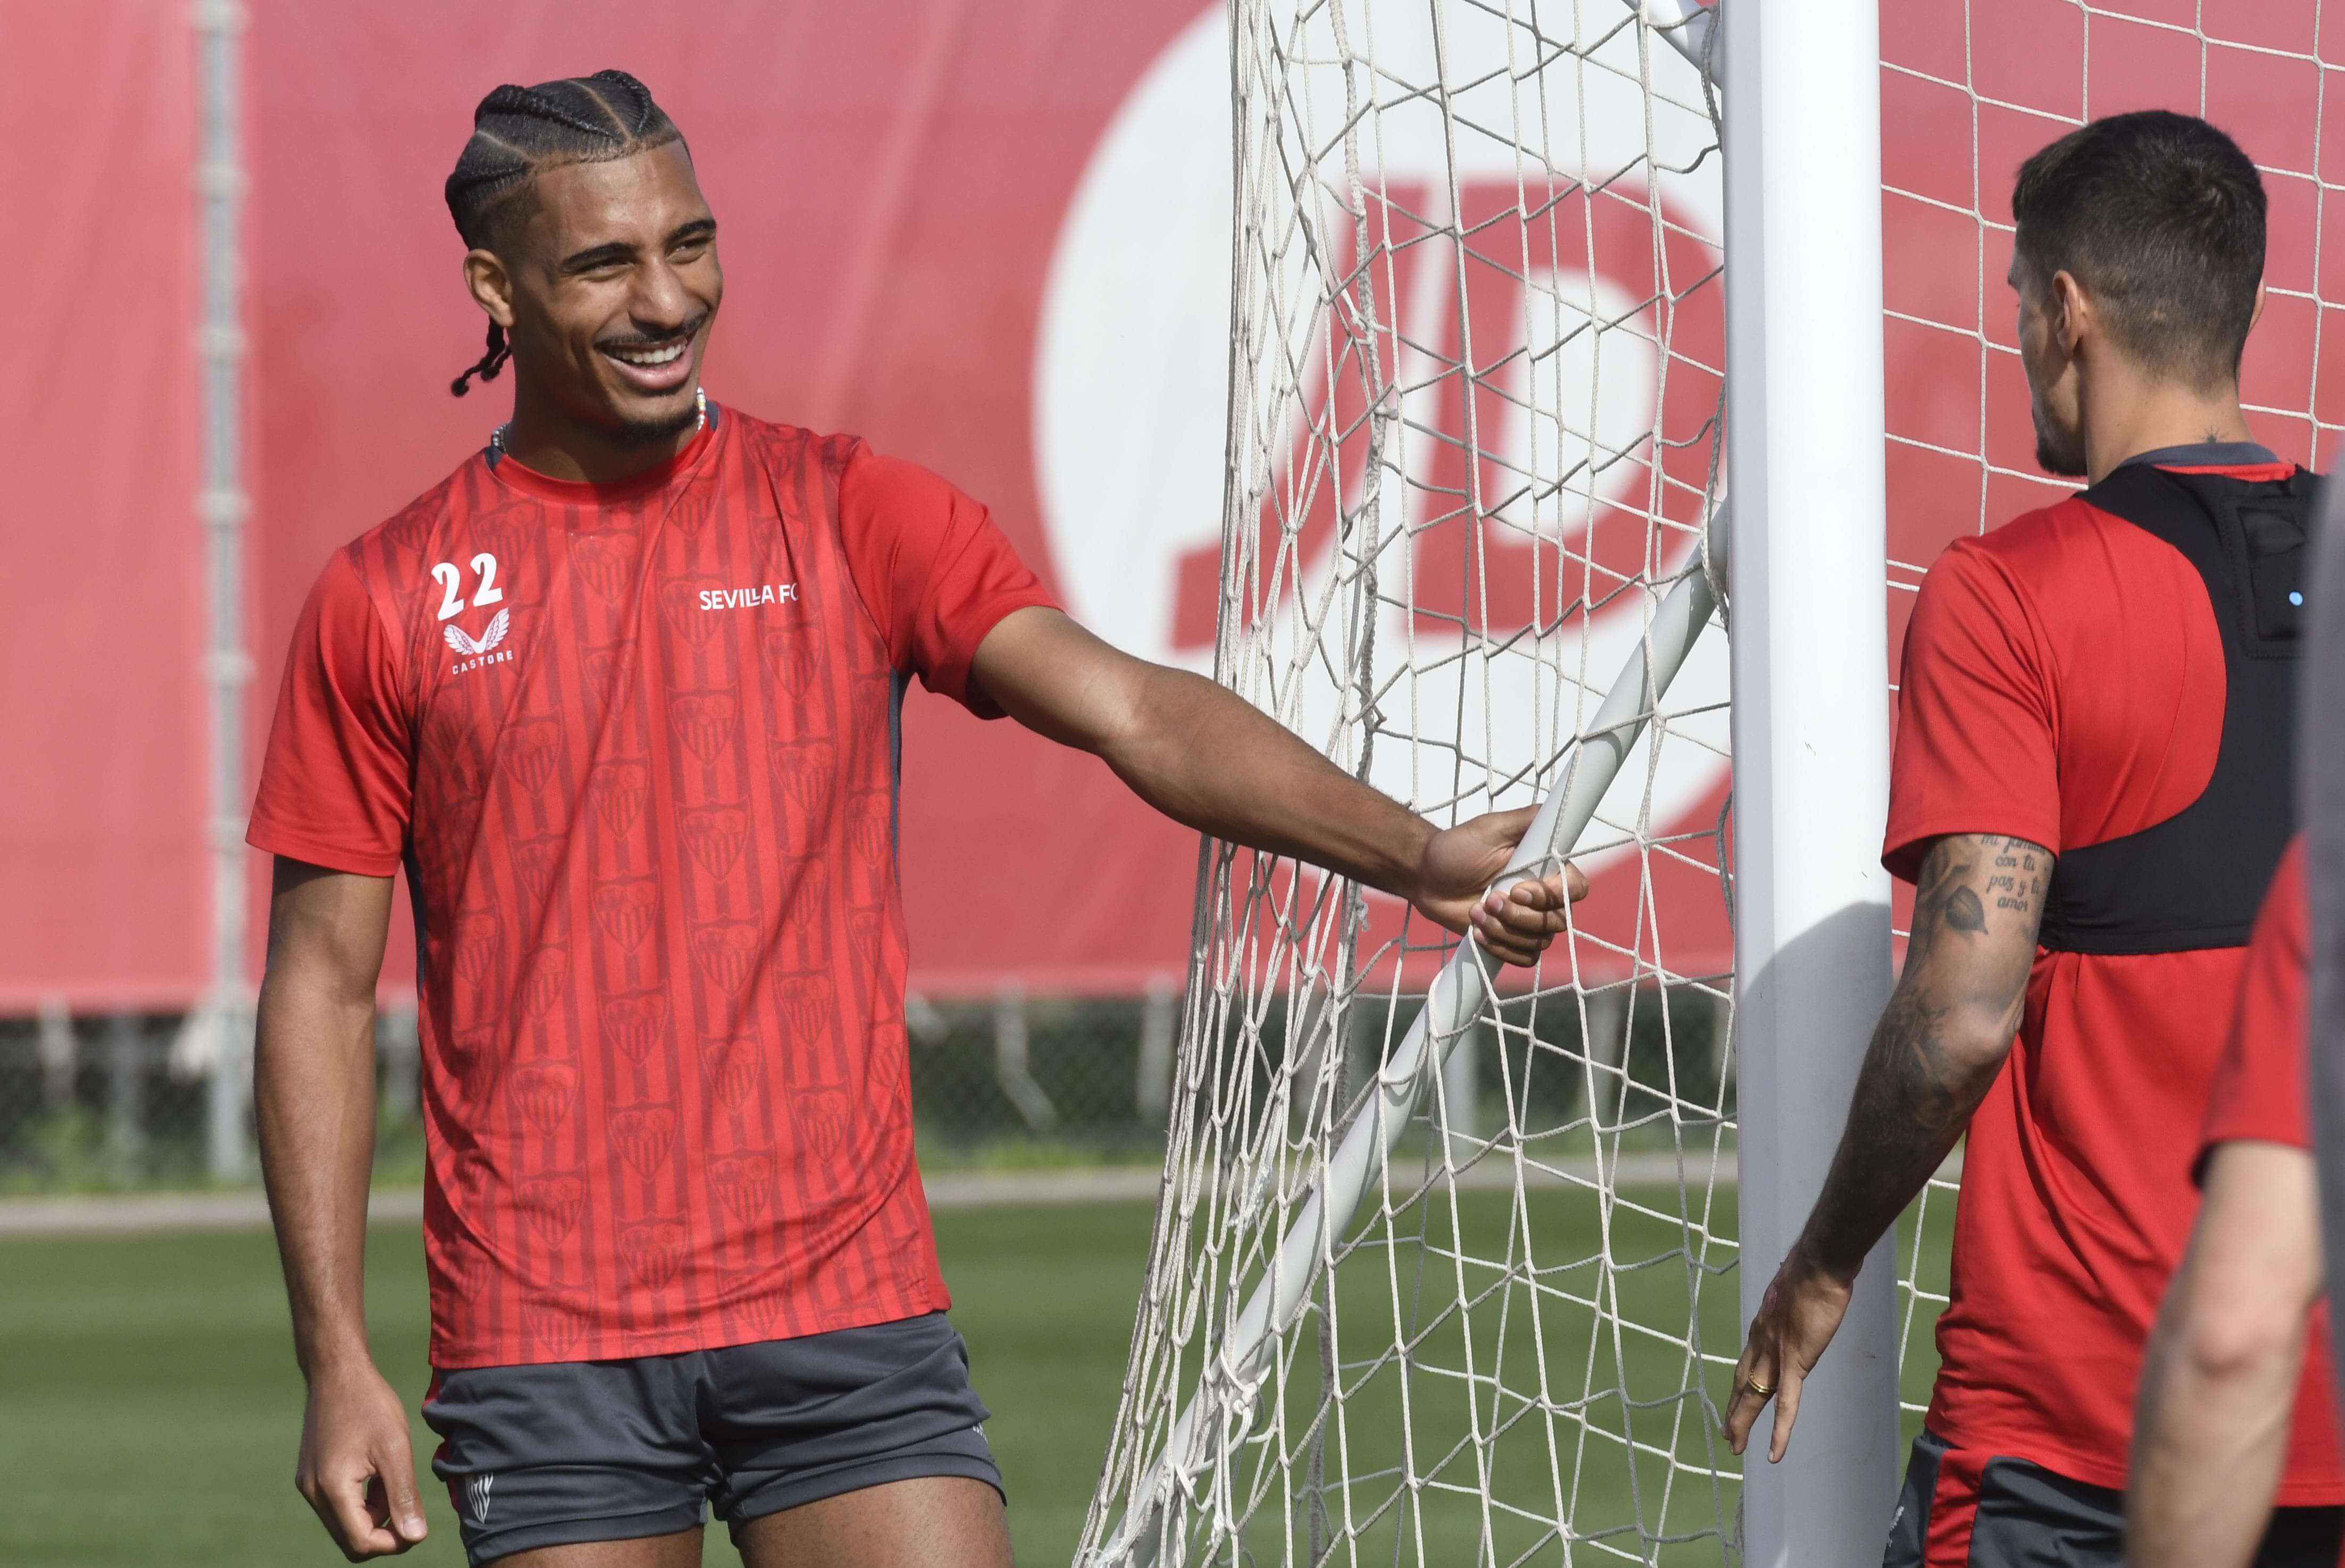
[{"x1": 443, "y1": 70, "x2": 684, "y2": 396}]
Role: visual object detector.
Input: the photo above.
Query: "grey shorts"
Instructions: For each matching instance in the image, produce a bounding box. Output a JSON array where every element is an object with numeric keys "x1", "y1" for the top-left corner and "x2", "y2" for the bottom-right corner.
[
  {"x1": 422, "y1": 1312, "x2": 1000, "y2": 1566},
  {"x1": 1884, "y1": 1429, "x2": 2342, "y2": 1567}
]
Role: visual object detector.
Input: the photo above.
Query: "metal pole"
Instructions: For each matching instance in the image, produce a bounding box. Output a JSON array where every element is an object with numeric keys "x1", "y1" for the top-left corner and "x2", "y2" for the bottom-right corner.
[
  {"x1": 107, "y1": 1015, "x2": 147, "y2": 1176},
  {"x1": 1584, "y1": 983, "x2": 1628, "y2": 1128},
  {"x1": 1440, "y1": 1017, "x2": 1479, "y2": 1168},
  {"x1": 1722, "y1": 0, "x2": 1900, "y2": 1562},
  {"x1": 196, "y1": 0, "x2": 252, "y2": 1180},
  {"x1": 37, "y1": 996, "x2": 76, "y2": 1113},
  {"x1": 1135, "y1": 978, "x2": 1177, "y2": 1123},
  {"x1": 993, "y1": 984, "x2": 1058, "y2": 1134},
  {"x1": 381, "y1": 1004, "x2": 420, "y2": 1124}
]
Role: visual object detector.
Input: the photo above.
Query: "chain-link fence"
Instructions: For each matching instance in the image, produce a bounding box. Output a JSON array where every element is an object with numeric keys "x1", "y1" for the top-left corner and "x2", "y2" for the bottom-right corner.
[
  {"x1": 0, "y1": 982, "x2": 1731, "y2": 1191},
  {"x1": 0, "y1": 1008, "x2": 232, "y2": 1192}
]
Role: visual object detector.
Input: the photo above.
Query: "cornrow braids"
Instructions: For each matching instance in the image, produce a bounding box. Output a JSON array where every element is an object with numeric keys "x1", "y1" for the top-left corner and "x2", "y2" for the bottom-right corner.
[
  {"x1": 443, "y1": 69, "x2": 684, "y2": 397},
  {"x1": 450, "y1": 322, "x2": 510, "y2": 398}
]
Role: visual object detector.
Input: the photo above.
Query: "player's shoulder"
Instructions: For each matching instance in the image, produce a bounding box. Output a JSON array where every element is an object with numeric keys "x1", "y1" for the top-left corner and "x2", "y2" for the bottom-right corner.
[
  {"x1": 1965, "y1": 493, "x2": 2107, "y2": 565},
  {"x1": 339, "y1": 457, "x2": 485, "y2": 577},
  {"x1": 304, "y1": 459, "x2": 489, "y2": 627},
  {"x1": 724, "y1": 410, "x2": 969, "y2": 518},
  {"x1": 716, "y1": 405, "x2": 867, "y2": 477},
  {"x1": 1925, "y1": 493, "x2": 2151, "y2": 609}
]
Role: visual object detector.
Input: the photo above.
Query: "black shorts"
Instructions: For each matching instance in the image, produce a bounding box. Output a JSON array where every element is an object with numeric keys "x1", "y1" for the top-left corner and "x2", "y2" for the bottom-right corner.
[
  {"x1": 422, "y1": 1311, "x2": 1001, "y2": 1566},
  {"x1": 1884, "y1": 1429, "x2": 2343, "y2": 1567}
]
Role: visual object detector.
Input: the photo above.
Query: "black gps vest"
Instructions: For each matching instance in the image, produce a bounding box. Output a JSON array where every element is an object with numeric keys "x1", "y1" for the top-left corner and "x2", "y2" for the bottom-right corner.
[{"x1": 2034, "y1": 461, "x2": 2317, "y2": 956}]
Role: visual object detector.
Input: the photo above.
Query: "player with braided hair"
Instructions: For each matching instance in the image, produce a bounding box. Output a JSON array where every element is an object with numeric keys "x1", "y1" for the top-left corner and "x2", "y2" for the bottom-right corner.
[
  {"x1": 246, "y1": 70, "x2": 1585, "y2": 1567},
  {"x1": 441, "y1": 71, "x2": 684, "y2": 399}
]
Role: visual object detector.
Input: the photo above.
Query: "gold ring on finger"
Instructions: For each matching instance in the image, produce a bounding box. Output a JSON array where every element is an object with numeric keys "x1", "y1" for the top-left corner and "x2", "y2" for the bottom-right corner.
[{"x1": 1744, "y1": 1377, "x2": 1774, "y2": 1398}]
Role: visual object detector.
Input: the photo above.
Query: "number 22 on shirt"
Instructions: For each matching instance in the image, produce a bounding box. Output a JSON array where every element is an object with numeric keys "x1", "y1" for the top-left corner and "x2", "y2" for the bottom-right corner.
[{"x1": 432, "y1": 554, "x2": 505, "y2": 620}]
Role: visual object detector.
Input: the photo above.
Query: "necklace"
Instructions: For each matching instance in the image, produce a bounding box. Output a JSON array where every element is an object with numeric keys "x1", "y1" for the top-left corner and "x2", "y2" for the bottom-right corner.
[{"x1": 490, "y1": 385, "x2": 706, "y2": 458}]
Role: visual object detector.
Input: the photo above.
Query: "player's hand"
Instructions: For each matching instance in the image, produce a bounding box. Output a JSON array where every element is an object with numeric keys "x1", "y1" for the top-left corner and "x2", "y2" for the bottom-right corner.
[
  {"x1": 1724, "y1": 1245, "x2": 1856, "y2": 1463},
  {"x1": 1410, "y1": 804, "x2": 1589, "y2": 966},
  {"x1": 296, "y1": 1358, "x2": 429, "y2": 1559}
]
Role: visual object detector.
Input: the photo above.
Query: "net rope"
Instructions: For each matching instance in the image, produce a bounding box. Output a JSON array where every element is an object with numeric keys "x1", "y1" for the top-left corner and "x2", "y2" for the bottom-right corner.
[
  {"x1": 1076, "y1": 4, "x2": 1737, "y2": 1563},
  {"x1": 1077, "y1": 1, "x2": 2345, "y2": 1563}
]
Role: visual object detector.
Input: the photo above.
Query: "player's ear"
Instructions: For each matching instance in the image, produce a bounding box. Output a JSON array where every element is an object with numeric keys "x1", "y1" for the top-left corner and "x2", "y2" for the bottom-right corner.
[
  {"x1": 464, "y1": 248, "x2": 516, "y2": 330},
  {"x1": 2049, "y1": 269, "x2": 2089, "y2": 356},
  {"x1": 2251, "y1": 279, "x2": 2268, "y2": 332}
]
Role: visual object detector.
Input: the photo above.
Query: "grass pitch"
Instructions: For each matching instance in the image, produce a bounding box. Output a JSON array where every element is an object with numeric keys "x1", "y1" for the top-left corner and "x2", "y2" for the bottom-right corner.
[{"x1": 0, "y1": 1189, "x2": 1948, "y2": 1566}]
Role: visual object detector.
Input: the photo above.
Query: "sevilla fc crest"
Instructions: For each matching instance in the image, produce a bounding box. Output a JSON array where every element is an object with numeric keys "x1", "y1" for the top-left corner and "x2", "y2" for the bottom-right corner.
[
  {"x1": 510, "y1": 1060, "x2": 577, "y2": 1137},
  {"x1": 610, "y1": 1103, "x2": 679, "y2": 1178},
  {"x1": 710, "y1": 1150, "x2": 776, "y2": 1223},
  {"x1": 618, "y1": 1220, "x2": 688, "y2": 1291},
  {"x1": 517, "y1": 1173, "x2": 585, "y2": 1245}
]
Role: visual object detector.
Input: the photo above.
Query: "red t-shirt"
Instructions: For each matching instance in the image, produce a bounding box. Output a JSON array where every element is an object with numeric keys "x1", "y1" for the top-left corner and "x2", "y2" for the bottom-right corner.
[
  {"x1": 1885, "y1": 457, "x2": 2340, "y2": 1497},
  {"x1": 2196, "y1": 837, "x2": 2344, "y2": 1504},
  {"x1": 248, "y1": 406, "x2": 1057, "y2": 1368}
]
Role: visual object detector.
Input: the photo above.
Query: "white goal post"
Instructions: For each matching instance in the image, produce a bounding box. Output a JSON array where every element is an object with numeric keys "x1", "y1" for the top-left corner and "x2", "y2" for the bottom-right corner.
[
  {"x1": 1074, "y1": 1, "x2": 1895, "y2": 1564},
  {"x1": 1719, "y1": 0, "x2": 1900, "y2": 1562}
]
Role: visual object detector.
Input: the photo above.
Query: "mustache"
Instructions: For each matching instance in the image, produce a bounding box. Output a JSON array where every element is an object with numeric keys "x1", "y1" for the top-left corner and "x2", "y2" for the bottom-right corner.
[{"x1": 596, "y1": 313, "x2": 710, "y2": 352}]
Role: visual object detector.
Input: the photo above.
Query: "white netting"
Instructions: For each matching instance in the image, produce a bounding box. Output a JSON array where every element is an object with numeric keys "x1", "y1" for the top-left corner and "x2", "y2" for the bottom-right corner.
[
  {"x1": 1075, "y1": 2, "x2": 2344, "y2": 1564},
  {"x1": 1076, "y1": 3, "x2": 1738, "y2": 1564},
  {"x1": 1880, "y1": 0, "x2": 2345, "y2": 1424}
]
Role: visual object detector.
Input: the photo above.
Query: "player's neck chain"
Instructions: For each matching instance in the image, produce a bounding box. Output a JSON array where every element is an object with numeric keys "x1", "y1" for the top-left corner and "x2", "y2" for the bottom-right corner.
[{"x1": 489, "y1": 386, "x2": 708, "y2": 460}]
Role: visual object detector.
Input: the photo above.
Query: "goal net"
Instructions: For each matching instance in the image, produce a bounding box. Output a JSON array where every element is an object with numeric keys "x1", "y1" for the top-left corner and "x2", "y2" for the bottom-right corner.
[
  {"x1": 1074, "y1": 1, "x2": 2345, "y2": 1565},
  {"x1": 1076, "y1": 3, "x2": 1737, "y2": 1563}
]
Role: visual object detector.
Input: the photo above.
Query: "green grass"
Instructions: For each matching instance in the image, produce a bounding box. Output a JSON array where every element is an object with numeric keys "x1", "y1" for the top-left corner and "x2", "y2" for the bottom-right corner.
[
  {"x1": 0, "y1": 1210, "x2": 1157, "y2": 1568},
  {"x1": 0, "y1": 1189, "x2": 1952, "y2": 1567}
]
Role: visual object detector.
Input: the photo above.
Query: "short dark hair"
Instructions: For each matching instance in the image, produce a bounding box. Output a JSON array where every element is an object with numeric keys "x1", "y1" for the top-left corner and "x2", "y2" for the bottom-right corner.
[
  {"x1": 2011, "y1": 110, "x2": 2265, "y2": 387},
  {"x1": 443, "y1": 70, "x2": 685, "y2": 396}
]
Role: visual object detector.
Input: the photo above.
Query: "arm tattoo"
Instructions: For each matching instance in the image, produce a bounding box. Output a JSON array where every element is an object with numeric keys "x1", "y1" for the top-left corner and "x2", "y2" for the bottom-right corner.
[{"x1": 1797, "y1": 833, "x2": 2050, "y2": 1281}]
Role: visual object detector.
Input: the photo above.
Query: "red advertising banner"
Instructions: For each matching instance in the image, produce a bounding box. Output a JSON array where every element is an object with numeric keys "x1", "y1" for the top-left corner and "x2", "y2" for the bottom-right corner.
[
  {"x1": 240, "y1": 2, "x2": 1217, "y2": 999},
  {"x1": 0, "y1": 1, "x2": 206, "y2": 1010},
  {"x1": 4, "y1": 2, "x2": 2338, "y2": 1007}
]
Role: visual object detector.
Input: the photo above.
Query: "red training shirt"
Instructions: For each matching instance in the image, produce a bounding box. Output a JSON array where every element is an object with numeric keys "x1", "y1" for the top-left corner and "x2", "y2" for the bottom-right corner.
[
  {"x1": 2195, "y1": 836, "x2": 2343, "y2": 1503},
  {"x1": 1884, "y1": 453, "x2": 2340, "y2": 1497},
  {"x1": 248, "y1": 405, "x2": 1057, "y2": 1368}
]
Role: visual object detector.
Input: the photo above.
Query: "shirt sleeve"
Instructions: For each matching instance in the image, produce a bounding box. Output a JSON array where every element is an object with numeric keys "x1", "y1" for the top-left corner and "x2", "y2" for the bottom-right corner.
[
  {"x1": 2198, "y1": 836, "x2": 2313, "y2": 1181},
  {"x1": 835, "y1": 445, "x2": 1059, "y2": 719},
  {"x1": 246, "y1": 551, "x2": 413, "y2": 877},
  {"x1": 1882, "y1": 539, "x2": 2063, "y2": 882}
]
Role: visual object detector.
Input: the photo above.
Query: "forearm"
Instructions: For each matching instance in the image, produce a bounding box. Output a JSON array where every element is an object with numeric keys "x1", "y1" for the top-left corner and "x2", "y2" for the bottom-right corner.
[
  {"x1": 1725, "y1": 837, "x2": 2045, "y2": 1463},
  {"x1": 2128, "y1": 1141, "x2": 2325, "y2": 1568},
  {"x1": 1793, "y1": 835, "x2": 2042, "y2": 1281},
  {"x1": 256, "y1": 967, "x2": 381, "y2": 1378},
  {"x1": 1793, "y1": 993, "x2": 2006, "y2": 1280},
  {"x1": 1102, "y1": 662, "x2": 1433, "y2": 897},
  {"x1": 973, "y1": 608, "x2": 1578, "y2": 961},
  {"x1": 2127, "y1": 1300, "x2": 2301, "y2": 1568}
]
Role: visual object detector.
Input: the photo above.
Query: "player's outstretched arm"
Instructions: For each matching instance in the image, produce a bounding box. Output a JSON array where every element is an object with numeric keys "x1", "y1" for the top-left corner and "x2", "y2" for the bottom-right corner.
[
  {"x1": 2126, "y1": 1140, "x2": 2322, "y2": 1568},
  {"x1": 1724, "y1": 831, "x2": 2047, "y2": 1462},
  {"x1": 968, "y1": 607, "x2": 1585, "y2": 965},
  {"x1": 254, "y1": 857, "x2": 427, "y2": 1561}
]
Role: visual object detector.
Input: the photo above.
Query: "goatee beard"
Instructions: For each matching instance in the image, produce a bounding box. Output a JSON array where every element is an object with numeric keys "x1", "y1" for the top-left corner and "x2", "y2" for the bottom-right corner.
[{"x1": 614, "y1": 401, "x2": 703, "y2": 449}]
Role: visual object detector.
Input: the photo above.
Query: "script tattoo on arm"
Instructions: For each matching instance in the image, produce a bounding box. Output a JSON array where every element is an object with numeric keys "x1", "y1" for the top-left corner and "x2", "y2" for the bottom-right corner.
[{"x1": 1795, "y1": 833, "x2": 2050, "y2": 1281}]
